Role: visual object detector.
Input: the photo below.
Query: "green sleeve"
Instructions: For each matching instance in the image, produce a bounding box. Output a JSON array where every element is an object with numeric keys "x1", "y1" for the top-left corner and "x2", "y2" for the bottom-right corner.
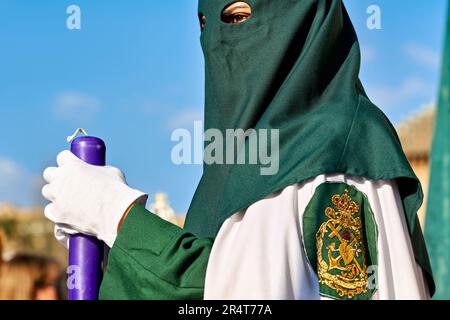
[{"x1": 99, "y1": 204, "x2": 213, "y2": 300}]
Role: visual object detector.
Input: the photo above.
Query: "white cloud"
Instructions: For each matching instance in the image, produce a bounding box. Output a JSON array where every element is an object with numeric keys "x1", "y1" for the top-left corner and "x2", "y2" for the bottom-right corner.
[
  {"x1": 404, "y1": 43, "x2": 440, "y2": 69},
  {"x1": 360, "y1": 45, "x2": 376, "y2": 63},
  {"x1": 166, "y1": 109, "x2": 204, "y2": 130},
  {"x1": 0, "y1": 158, "x2": 24, "y2": 188},
  {"x1": 54, "y1": 91, "x2": 101, "y2": 121},
  {"x1": 0, "y1": 157, "x2": 42, "y2": 206},
  {"x1": 366, "y1": 77, "x2": 433, "y2": 108}
]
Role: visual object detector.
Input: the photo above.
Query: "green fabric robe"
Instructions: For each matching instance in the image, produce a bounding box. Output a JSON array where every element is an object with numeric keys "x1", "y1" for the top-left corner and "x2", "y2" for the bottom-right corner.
[{"x1": 100, "y1": 204, "x2": 212, "y2": 300}]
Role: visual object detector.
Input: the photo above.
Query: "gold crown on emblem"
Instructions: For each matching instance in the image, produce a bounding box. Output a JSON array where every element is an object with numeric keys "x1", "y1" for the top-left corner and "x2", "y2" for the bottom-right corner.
[{"x1": 331, "y1": 189, "x2": 360, "y2": 215}]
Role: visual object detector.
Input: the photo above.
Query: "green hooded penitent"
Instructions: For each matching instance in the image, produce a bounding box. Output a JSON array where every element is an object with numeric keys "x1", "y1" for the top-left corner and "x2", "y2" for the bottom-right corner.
[
  {"x1": 185, "y1": 0, "x2": 434, "y2": 295},
  {"x1": 425, "y1": 2, "x2": 450, "y2": 300}
]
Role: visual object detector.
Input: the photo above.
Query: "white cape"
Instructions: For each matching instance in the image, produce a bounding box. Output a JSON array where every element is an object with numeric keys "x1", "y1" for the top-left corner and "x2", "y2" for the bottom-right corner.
[{"x1": 204, "y1": 174, "x2": 429, "y2": 300}]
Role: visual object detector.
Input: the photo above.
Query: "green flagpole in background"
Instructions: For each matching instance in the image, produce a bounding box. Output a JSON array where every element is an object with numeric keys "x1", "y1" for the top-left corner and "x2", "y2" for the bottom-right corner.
[{"x1": 425, "y1": 1, "x2": 450, "y2": 300}]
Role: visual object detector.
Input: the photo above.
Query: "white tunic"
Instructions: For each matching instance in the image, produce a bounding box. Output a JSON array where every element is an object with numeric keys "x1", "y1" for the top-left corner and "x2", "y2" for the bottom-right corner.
[{"x1": 204, "y1": 174, "x2": 430, "y2": 300}]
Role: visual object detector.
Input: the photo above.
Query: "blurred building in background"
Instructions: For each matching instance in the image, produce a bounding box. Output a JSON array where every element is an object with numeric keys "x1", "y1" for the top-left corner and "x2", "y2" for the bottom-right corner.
[
  {"x1": 0, "y1": 204, "x2": 67, "y2": 264},
  {"x1": 149, "y1": 192, "x2": 186, "y2": 227},
  {"x1": 396, "y1": 104, "x2": 435, "y2": 228}
]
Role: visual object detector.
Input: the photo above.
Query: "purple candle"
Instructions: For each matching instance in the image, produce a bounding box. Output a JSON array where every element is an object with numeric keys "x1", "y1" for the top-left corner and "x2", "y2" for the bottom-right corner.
[{"x1": 68, "y1": 135, "x2": 106, "y2": 300}]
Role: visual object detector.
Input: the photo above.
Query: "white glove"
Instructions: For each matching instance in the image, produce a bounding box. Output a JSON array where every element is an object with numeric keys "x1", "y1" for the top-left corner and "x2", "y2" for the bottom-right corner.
[{"x1": 42, "y1": 150, "x2": 148, "y2": 248}]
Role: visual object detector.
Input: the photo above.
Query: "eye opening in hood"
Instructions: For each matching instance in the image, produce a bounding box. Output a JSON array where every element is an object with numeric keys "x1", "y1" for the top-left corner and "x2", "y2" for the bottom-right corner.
[
  {"x1": 199, "y1": 13, "x2": 206, "y2": 31},
  {"x1": 221, "y1": 1, "x2": 252, "y2": 25}
]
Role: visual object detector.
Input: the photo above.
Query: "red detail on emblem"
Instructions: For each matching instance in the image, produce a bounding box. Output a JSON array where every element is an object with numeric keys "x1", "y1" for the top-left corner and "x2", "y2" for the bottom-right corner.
[{"x1": 343, "y1": 229, "x2": 351, "y2": 240}]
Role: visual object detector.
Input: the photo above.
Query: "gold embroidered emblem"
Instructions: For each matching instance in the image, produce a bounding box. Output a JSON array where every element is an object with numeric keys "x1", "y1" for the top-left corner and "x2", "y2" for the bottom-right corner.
[{"x1": 316, "y1": 189, "x2": 369, "y2": 299}]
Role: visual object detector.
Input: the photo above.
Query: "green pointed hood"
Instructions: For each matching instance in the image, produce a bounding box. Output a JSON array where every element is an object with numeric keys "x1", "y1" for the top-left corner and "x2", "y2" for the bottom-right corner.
[{"x1": 184, "y1": 0, "x2": 434, "y2": 295}]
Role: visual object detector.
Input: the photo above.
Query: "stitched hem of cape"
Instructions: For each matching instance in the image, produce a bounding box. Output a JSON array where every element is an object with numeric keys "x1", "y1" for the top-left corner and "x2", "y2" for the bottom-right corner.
[{"x1": 319, "y1": 290, "x2": 377, "y2": 301}]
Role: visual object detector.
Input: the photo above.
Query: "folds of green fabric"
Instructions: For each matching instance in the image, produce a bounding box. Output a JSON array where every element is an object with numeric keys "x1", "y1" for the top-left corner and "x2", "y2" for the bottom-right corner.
[{"x1": 99, "y1": 204, "x2": 213, "y2": 300}]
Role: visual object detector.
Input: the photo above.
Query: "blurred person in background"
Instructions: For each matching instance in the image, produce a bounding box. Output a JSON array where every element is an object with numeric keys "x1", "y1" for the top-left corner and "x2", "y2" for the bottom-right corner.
[
  {"x1": 55, "y1": 269, "x2": 68, "y2": 300},
  {"x1": 0, "y1": 253, "x2": 62, "y2": 300},
  {"x1": 0, "y1": 229, "x2": 4, "y2": 264}
]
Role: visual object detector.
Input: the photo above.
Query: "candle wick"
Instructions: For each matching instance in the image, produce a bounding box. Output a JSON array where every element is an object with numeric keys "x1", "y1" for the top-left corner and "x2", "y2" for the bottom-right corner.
[{"x1": 67, "y1": 128, "x2": 89, "y2": 142}]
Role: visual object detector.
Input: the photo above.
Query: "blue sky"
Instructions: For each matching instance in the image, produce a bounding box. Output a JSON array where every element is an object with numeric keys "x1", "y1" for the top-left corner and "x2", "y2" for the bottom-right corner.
[{"x1": 0, "y1": 0, "x2": 447, "y2": 213}]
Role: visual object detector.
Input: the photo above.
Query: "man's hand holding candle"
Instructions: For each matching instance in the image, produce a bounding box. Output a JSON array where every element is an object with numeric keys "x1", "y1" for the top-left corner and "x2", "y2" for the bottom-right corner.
[{"x1": 42, "y1": 150, "x2": 148, "y2": 248}]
